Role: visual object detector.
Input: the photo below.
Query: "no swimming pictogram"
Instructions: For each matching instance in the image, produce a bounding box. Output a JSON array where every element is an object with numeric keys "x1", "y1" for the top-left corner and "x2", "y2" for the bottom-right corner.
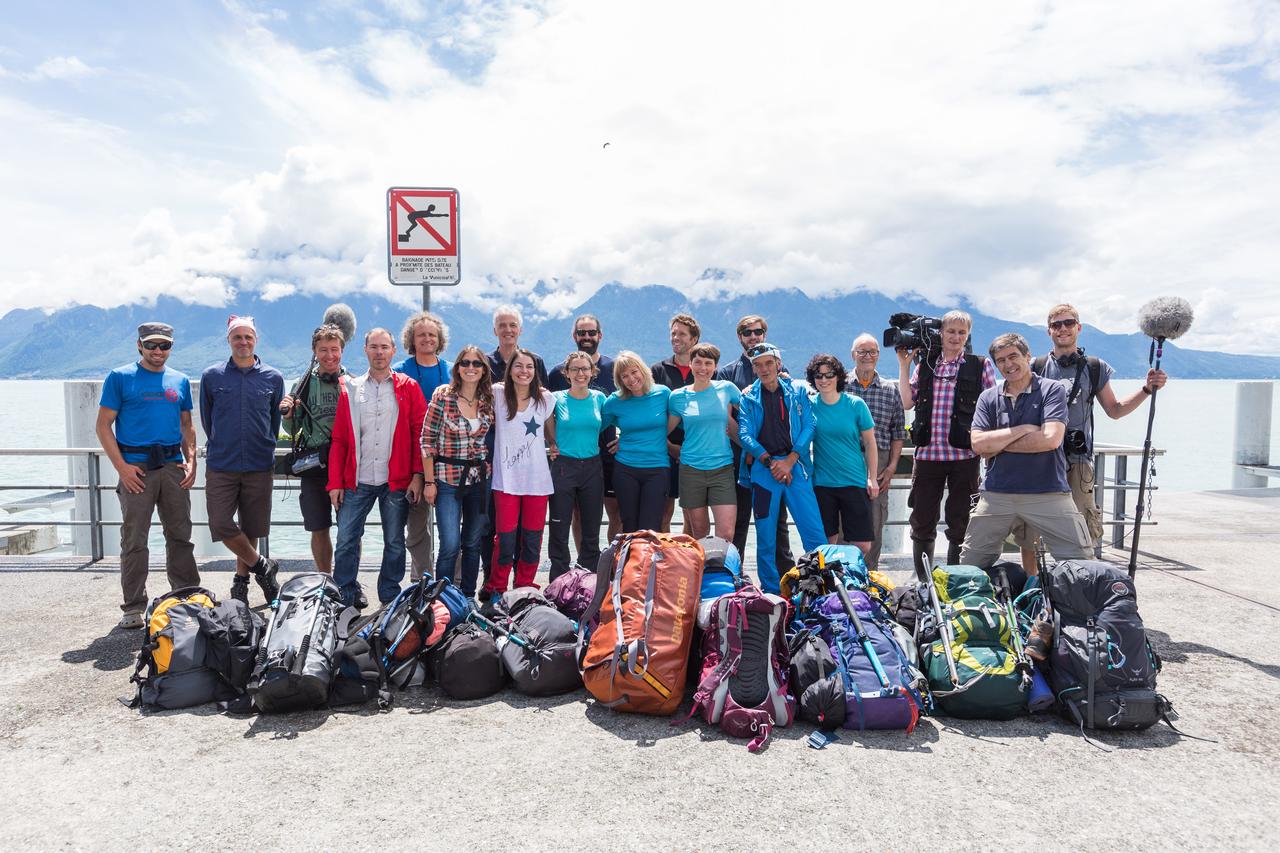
[{"x1": 387, "y1": 187, "x2": 461, "y2": 286}]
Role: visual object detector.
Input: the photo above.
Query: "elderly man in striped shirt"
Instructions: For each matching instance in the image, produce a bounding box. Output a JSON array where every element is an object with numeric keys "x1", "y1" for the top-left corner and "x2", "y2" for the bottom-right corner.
[
  {"x1": 895, "y1": 311, "x2": 997, "y2": 570},
  {"x1": 847, "y1": 333, "x2": 907, "y2": 570}
]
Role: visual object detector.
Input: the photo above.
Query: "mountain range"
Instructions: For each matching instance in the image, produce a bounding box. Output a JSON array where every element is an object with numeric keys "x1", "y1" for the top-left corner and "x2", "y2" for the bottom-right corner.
[{"x1": 1, "y1": 284, "x2": 1276, "y2": 380}]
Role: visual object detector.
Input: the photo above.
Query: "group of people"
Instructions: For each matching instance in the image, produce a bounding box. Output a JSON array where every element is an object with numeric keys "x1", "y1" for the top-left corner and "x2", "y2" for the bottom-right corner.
[{"x1": 97, "y1": 301, "x2": 1167, "y2": 628}]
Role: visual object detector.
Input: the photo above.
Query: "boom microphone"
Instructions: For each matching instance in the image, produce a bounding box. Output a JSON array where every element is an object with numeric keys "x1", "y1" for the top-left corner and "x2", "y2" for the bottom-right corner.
[
  {"x1": 322, "y1": 303, "x2": 358, "y2": 344},
  {"x1": 1138, "y1": 296, "x2": 1194, "y2": 341}
]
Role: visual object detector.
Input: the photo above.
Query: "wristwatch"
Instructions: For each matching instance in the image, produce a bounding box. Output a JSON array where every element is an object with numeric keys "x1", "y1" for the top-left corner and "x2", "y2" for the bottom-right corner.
[{"x1": 1141, "y1": 386, "x2": 1153, "y2": 395}]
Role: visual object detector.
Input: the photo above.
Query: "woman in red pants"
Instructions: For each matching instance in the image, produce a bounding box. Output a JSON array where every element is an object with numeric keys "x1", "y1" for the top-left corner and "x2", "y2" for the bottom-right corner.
[{"x1": 484, "y1": 349, "x2": 558, "y2": 596}]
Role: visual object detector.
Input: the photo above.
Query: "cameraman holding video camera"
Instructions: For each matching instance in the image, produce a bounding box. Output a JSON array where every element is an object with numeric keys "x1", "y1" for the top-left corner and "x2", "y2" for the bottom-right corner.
[
  {"x1": 893, "y1": 310, "x2": 996, "y2": 568},
  {"x1": 280, "y1": 323, "x2": 348, "y2": 574}
]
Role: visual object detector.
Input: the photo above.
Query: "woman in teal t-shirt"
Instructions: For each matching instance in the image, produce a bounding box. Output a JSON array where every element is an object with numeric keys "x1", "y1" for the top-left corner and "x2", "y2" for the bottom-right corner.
[
  {"x1": 548, "y1": 351, "x2": 606, "y2": 579},
  {"x1": 666, "y1": 343, "x2": 740, "y2": 540},
  {"x1": 806, "y1": 353, "x2": 879, "y2": 554},
  {"x1": 603, "y1": 351, "x2": 672, "y2": 533}
]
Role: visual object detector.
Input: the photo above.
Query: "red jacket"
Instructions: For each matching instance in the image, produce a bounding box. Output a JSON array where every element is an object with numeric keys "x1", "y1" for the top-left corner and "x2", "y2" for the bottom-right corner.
[{"x1": 327, "y1": 372, "x2": 426, "y2": 492}]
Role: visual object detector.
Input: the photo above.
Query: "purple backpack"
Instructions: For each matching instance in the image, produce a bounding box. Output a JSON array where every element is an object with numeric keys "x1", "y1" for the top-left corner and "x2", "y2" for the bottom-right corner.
[
  {"x1": 683, "y1": 586, "x2": 795, "y2": 751},
  {"x1": 544, "y1": 567, "x2": 596, "y2": 622}
]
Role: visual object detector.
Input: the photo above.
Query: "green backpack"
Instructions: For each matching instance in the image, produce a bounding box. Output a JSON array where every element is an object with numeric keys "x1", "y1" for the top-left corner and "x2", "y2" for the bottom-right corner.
[{"x1": 917, "y1": 566, "x2": 1025, "y2": 720}]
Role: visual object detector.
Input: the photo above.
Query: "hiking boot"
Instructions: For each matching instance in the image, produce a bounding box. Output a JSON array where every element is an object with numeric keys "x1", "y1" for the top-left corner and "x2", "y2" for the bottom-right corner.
[
  {"x1": 117, "y1": 610, "x2": 144, "y2": 630},
  {"x1": 230, "y1": 575, "x2": 250, "y2": 605},
  {"x1": 1026, "y1": 619, "x2": 1054, "y2": 661},
  {"x1": 946, "y1": 542, "x2": 962, "y2": 566},
  {"x1": 353, "y1": 585, "x2": 368, "y2": 611},
  {"x1": 252, "y1": 557, "x2": 281, "y2": 603}
]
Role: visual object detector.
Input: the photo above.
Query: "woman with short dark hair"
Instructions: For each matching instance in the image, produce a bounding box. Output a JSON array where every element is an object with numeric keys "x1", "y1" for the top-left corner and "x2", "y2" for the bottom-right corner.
[
  {"x1": 667, "y1": 343, "x2": 740, "y2": 539},
  {"x1": 806, "y1": 353, "x2": 879, "y2": 554}
]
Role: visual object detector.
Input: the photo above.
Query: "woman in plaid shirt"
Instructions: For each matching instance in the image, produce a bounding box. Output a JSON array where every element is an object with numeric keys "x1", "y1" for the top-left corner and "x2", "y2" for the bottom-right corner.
[{"x1": 421, "y1": 344, "x2": 494, "y2": 597}]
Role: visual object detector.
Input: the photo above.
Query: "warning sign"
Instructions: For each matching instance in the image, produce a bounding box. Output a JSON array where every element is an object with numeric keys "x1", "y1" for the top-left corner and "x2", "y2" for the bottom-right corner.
[{"x1": 387, "y1": 187, "x2": 460, "y2": 286}]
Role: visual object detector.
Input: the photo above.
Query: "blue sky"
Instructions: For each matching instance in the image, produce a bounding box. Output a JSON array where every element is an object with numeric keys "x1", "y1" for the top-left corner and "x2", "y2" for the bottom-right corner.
[{"x1": 2, "y1": 0, "x2": 1278, "y2": 353}]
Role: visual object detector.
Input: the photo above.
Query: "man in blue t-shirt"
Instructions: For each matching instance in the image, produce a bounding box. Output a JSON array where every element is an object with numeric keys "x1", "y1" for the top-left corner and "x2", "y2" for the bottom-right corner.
[
  {"x1": 959, "y1": 333, "x2": 1092, "y2": 570},
  {"x1": 95, "y1": 322, "x2": 200, "y2": 629}
]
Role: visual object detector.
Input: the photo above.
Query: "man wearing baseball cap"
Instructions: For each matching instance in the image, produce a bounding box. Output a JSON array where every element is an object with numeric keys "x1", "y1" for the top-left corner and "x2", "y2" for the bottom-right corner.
[
  {"x1": 96, "y1": 322, "x2": 200, "y2": 629},
  {"x1": 735, "y1": 342, "x2": 827, "y2": 594},
  {"x1": 200, "y1": 315, "x2": 285, "y2": 605}
]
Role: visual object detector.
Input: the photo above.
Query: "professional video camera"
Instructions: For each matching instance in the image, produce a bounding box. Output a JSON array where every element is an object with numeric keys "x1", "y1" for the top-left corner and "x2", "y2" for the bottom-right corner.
[{"x1": 883, "y1": 313, "x2": 943, "y2": 355}]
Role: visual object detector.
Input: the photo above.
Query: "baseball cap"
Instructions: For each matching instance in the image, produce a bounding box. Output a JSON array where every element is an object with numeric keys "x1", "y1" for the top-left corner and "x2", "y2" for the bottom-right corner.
[
  {"x1": 747, "y1": 343, "x2": 781, "y2": 362},
  {"x1": 138, "y1": 322, "x2": 174, "y2": 342},
  {"x1": 227, "y1": 315, "x2": 257, "y2": 336}
]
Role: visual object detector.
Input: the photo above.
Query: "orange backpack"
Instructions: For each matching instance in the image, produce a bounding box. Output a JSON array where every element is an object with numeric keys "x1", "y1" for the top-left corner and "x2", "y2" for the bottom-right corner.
[{"x1": 578, "y1": 531, "x2": 705, "y2": 715}]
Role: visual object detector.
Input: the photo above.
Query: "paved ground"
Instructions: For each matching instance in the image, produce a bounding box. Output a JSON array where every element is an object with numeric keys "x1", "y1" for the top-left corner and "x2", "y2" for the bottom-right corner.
[{"x1": 2, "y1": 489, "x2": 1278, "y2": 851}]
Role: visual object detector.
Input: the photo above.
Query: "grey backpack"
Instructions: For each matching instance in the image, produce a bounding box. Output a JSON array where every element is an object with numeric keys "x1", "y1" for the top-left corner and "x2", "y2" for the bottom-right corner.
[{"x1": 251, "y1": 573, "x2": 355, "y2": 713}]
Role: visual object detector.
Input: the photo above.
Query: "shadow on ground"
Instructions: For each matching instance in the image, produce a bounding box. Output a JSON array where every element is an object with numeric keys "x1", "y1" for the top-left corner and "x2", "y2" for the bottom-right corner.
[
  {"x1": 1149, "y1": 628, "x2": 1280, "y2": 682},
  {"x1": 61, "y1": 627, "x2": 142, "y2": 671}
]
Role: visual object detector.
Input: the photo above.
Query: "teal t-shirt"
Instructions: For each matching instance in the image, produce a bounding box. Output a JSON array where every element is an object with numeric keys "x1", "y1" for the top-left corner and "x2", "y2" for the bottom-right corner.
[
  {"x1": 554, "y1": 389, "x2": 605, "y2": 459},
  {"x1": 811, "y1": 392, "x2": 876, "y2": 488},
  {"x1": 603, "y1": 386, "x2": 672, "y2": 469},
  {"x1": 667, "y1": 380, "x2": 741, "y2": 471}
]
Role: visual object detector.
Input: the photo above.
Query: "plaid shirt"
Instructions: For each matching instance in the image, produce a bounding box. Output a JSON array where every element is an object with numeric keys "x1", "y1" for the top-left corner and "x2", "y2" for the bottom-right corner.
[
  {"x1": 848, "y1": 371, "x2": 907, "y2": 451},
  {"x1": 421, "y1": 390, "x2": 494, "y2": 486},
  {"x1": 909, "y1": 354, "x2": 997, "y2": 462}
]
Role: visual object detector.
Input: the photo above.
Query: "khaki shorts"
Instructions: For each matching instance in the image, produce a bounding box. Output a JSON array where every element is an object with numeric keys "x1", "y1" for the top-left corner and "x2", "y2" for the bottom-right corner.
[
  {"x1": 679, "y1": 464, "x2": 737, "y2": 510},
  {"x1": 1011, "y1": 460, "x2": 1105, "y2": 548},
  {"x1": 205, "y1": 469, "x2": 274, "y2": 541},
  {"x1": 962, "y1": 491, "x2": 1092, "y2": 568}
]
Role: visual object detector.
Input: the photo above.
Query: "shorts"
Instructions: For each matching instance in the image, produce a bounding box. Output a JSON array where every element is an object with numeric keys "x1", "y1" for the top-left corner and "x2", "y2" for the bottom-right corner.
[
  {"x1": 298, "y1": 473, "x2": 334, "y2": 532},
  {"x1": 814, "y1": 485, "x2": 874, "y2": 543},
  {"x1": 667, "y1": 456, "x2": 681, "y2": 499},
  {"x1": 678, "y1": 464, "x2": 737, "y2": 510},
  {"x1": 205, "y1": 469, "x2": 274, "y2": 542},
  {"x1": 1011, "y1": 460, "x2": 1104, "y2": 547}
]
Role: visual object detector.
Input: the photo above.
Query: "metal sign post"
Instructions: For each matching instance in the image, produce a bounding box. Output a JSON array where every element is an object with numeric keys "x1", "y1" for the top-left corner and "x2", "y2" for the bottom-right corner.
[{"x1": 387, "y1": 187, "x2": 461, "y2": 301}]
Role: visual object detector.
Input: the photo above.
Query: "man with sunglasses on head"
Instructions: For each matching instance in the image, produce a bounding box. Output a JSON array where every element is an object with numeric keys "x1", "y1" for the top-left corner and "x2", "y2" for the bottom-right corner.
[
  {"x1": 97, "y1": 322, "x2": 200, "y2": 630},
  {"x1": 717, "y1": 314, "x2": 793, "y2": 573},
  {"x1": 547, "y1": 314, "x2": 620, "y2": 539},
  {"x1": 1012, "y1": 303, "x2": 1169, "y2": 571}
]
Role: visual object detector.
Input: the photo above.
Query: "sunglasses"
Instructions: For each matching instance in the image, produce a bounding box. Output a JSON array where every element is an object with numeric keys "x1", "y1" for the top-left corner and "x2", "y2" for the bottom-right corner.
[
  {"x1": 574, "y1": 329, "x2": 600, "y2": 337},
  {"x1": 813, "y1": 371, "x2": 836, "y2": 380},
  {"x1": 746, "y1": 344, "x2": 777, "y2": 359},
  {"x1": 457, "y1": 358, "x2": 486, "y2": 369},
  {"x1": 741, "y1": 328, "x2": 766, "y2": 338},
  {"x1": 142, "y1": 341, "x2": 173, "y2": 351},
  {"x1": 1049, "y1": 318, "x2": 1078, "y2": 330}
]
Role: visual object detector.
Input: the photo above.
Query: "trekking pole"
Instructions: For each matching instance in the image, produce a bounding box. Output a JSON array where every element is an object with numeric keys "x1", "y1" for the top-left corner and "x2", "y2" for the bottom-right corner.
[
  {"x1": 918, "y1": 552, "x2": 962, "y2": 690},
  {"x1": 468, "y1": 611, "x2": 536, "y2": 652},
  {"x1": 818, "y1": 551, "x2": 892, "y2": 691},
  {"x1": 995, "y1": 566, "x2": 1034, "y2": 692}
]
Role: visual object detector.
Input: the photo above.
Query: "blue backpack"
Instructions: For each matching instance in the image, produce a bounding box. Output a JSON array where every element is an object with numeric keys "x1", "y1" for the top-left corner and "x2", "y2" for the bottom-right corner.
[
  {"x1": 699, "y1": 536, "x2": 744, "y2": 601},
  {"x1": 361, "y1": 577, "x2": 472, "y2": 699}
]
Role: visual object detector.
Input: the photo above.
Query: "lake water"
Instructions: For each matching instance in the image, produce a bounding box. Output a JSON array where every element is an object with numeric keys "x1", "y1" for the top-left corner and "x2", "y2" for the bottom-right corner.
[{"x1": 1, "y1": 379, "x2": 1277, "y2": 557}]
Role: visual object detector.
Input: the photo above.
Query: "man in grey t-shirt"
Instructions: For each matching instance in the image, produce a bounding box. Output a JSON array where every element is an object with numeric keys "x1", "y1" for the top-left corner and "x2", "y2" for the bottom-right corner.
[{"x1": 1013, "y1": 303, "x2": 1169, "y2": 568}]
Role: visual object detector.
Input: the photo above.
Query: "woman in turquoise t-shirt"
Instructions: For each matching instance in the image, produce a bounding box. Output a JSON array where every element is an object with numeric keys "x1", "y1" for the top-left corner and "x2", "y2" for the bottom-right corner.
[
  {"x1": 603, "y1": 351, "x2": 672, "y2": 533},
  {"x1": 548, "y1": 351, "x2": 606, "y2": 579},
  {"x1": 807, "y1": 353, "x2": 879, "y2": 554},
  {"x1": 666, "y1": 343, "x2": 740, "y2": 539}
]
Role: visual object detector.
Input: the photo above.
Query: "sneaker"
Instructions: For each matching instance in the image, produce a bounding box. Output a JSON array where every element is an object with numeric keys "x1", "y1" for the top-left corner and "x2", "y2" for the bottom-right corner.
[
  {"x1": 230, "y1": 575, "x2": 250, "y2": 605},
  {"x1": 353, "y1": 585, "x2": 368, "y2": 611},
  {"x1": 253, "y1": 557, "x2": 281, "y2": 603},
  {"x1": 117, "y1": 610, "x2": 145, "y2": 630}
]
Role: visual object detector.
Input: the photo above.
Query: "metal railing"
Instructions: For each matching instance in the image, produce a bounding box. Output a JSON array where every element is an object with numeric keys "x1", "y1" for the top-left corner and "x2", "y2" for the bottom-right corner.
[{"x1": 1, "y1": 444, "x2": 1158, "y2": 562}]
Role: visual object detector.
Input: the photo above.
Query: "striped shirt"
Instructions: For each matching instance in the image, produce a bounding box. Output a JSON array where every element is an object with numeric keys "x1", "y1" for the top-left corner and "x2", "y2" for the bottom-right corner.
[
  {"x1": 847, "y1": 371, "x2": 907, "y2": 451},
  {"x1": 909, "y1": 355, "x2": 998, "y2": 462},
  {"x1": 421, "y1": 390, "x2": 494, "y2": 486}
]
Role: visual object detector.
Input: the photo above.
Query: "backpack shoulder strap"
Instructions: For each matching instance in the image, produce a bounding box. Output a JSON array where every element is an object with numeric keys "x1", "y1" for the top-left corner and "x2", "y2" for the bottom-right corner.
[
  {"x1": 1032, "y1": 355, "x2": 1048, "y2": 376},
  {"x1": 1086, "y1": 356, "x2": 1102, "y2": 404}
]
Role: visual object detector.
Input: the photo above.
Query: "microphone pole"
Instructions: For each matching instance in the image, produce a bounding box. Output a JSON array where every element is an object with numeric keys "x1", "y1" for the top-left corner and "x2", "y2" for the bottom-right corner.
[{"x1": 1127, "y1": 335, "x2": 1164, "y2": 578}]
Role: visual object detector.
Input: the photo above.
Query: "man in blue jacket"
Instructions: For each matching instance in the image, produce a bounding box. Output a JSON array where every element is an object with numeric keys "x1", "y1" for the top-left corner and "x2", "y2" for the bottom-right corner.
[{"x1": 736, "y1": 343, "x2": 828, "y2": 594}]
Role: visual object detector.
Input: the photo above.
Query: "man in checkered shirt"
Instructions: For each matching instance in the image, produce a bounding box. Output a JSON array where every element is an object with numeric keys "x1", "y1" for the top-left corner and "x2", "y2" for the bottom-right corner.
[
  {"x1": 847, "y1": 333, "x2": 907, "y2": 570},
  {"x1": 895, "y1": 310, "x2": 997, "y2": 569}
]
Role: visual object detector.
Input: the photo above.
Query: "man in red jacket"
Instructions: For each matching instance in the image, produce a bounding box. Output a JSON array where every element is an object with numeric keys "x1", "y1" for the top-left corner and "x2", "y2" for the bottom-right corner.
[{"x1": 328, "y1": 328, "x2": 427, "y2": 607}]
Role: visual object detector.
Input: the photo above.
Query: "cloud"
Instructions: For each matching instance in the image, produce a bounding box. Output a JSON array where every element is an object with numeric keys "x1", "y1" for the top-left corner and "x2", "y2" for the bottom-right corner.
[
  {"x1": 1, "y1": 1, "x2": 1279, "y2": 355},
  {"x1": 3, "y1": 55, "x2": 103, "y2": 81}
]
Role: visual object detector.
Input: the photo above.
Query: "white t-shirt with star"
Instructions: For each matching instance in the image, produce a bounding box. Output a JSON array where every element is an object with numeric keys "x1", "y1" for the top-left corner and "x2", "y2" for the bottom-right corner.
[{"x1": 491, "y1": 388, "x2": 555, "y2": 496}]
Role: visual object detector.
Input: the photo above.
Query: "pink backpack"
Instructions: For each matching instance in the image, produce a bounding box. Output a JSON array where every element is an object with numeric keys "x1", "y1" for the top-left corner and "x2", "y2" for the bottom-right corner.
[
  {"x1": 544, "y1": 567, "x2": 596, "y2": 622},
  {"x1": 684, "y1": 586, "x2": 795, "y2": 751}
]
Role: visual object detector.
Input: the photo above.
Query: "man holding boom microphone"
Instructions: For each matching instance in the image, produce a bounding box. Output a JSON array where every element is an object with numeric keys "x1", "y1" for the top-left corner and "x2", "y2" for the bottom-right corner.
[{"x1": 280, "y1": 304, "x2": 355, "y2": 575}]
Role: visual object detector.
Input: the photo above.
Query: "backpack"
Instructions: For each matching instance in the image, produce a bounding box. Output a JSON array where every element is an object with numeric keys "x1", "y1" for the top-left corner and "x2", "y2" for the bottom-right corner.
[
  {"x1": 812, "y1": 590, "x2": 928, "y2": 731},
  {"x1": 128, "y1": 586, "x2": 262, "y2": 710},
  {"x1": 782, "y1": 544, "x2": 868, "y2": 602},
  {"x1": 1040, "y1": 560, "x2": 1175, "y2": 734},
  {"x1": 698, "y1": 536, "x2": 744, "y2": 601},
  {"x1": 787, "y1": 627, "x2": 846, "y2": 730},
  {"x1": 430, "y1": 620, "x2": 508, "y2": 700},
  {"x1": 250, "y1": 573, "x2": 349, "y2": 713},
  {"x1": 496, "y1": 596, "x2": 582, "y2": 696},
  {"x1": 545, "y1": 567, "x2": 597, "y2": 622},
  {"x1": 685, "y1": 585, "x2": 794, "y2": 750},
  {"x1": 362, "y1": 577, "x2": 471, "y2": 697},
  {"x1": 915, "y1": 565, "x2": 1025, "y2": 720},
  {"x1": 579, "y1": 531, "x2": 705, "y2": 715}
]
